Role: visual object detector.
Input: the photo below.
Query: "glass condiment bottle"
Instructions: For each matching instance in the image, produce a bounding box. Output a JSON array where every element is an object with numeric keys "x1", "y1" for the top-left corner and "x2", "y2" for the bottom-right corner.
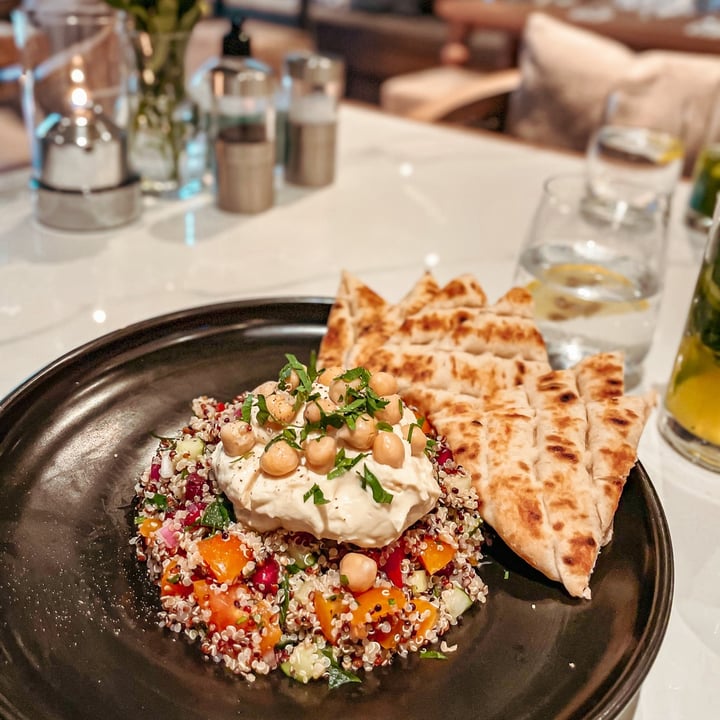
[
  {"x1": 659, "y1": 197, "x2": 720, "y2": 471},
  {"x1": 283, "y1": 52, "x2": 345, "y2": 188},
  {"x1": 210, "y1": 59, "x2": 275, "y2": 214},
  {"x1": 685, "y1": 92, "x2": 720, "y2": 249}
]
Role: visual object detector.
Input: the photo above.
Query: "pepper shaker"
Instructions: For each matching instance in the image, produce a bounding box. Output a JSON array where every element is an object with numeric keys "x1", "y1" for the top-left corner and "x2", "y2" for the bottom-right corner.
[
  {"x1": 283, "y1": 53, "x2": 344, "y2": 188},
  {"x1": 210, "y1": 58, "x2": 275, "y2": 214}
]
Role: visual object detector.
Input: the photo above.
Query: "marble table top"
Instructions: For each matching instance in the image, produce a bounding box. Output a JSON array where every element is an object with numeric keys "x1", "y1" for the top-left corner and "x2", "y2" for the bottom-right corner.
[{"x1": 0, "y1": 104, "x2": 717, "y2": 719}]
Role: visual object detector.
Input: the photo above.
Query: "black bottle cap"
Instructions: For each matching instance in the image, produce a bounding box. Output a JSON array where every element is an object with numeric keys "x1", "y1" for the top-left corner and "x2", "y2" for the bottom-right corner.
[{"x1": 223, "y1": 17, "x2": 251, "y2": 57}]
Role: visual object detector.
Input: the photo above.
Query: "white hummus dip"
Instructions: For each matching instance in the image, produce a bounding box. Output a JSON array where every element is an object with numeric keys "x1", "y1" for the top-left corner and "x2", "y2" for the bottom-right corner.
[{"x1": 212, "y1": 367, "x2": 439, "y2": 548}]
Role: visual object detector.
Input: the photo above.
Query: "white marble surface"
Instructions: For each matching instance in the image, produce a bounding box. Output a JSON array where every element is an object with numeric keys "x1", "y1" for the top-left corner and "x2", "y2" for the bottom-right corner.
[{"x1": 1, "y1": 104, "x2": 718, "y2": 718}]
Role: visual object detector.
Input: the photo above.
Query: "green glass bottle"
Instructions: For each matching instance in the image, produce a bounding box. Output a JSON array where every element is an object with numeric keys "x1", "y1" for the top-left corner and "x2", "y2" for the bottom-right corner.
[
  {"x1": 660, "y1": 200, "x2": 720, "y2": 470},
  {"x1": 686, "y1": 94, "x2": 720, "y2": 247},
  {"x1": 686, "y1": 145, "x2": 720, "y2": 242}
]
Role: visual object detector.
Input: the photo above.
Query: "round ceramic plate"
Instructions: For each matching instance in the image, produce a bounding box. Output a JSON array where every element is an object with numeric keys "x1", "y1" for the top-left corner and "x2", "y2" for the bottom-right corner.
[{"x1": 0, "y1": 299, "x2": 673, "y2": 720}]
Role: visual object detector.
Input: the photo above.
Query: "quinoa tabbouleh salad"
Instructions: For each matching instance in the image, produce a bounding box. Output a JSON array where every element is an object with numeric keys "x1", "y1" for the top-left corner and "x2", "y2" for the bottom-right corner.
[{"x1": 132, "y1": 354, "x2": 487, "y2": 685}]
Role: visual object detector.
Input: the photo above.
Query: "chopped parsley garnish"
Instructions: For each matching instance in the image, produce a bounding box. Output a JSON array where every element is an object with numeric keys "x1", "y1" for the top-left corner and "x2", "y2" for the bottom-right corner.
[
  {"x1": 303, "y1": 483, "x2": 329, "y2": 505},
  {"x1": 147, "y1": 493, "x2": 168, "y2": 510},
  {"x1": 199, "y1": 497, "x2": 235, "y2": 529},
  {"x1": 278, "y1": 574, "x2": 291, "y2": 627},
  {"x1": 241, "y1": 393, "x2": 254, "y2": 423},
  {"x1": 328, "y1": 448, "x2": 367, "y2": 480},
  {"x1": 255, "y1": 394, "x2": 270, "y2": 425},
  {"x1": 279, "y1": 353, "x2": 318, "y2": 408},
  {"x1": 265, "y1": 427, "x2": 301, "y2": 451},
  {"x1": 320, "y1": 647, "x2": 361, "y2": 689},
  {"x1": 357, "y1": 465, "x2": 394, "y2": 504},
  {"x1": 425, "y1": 436, "x2": 438, "y2": 456},
  {"x1": 326, "y1": 367, "x2": 389, "y2": 428},
  {"x1": 419, "y1": 649, "x2": 447, "y2": 660}
]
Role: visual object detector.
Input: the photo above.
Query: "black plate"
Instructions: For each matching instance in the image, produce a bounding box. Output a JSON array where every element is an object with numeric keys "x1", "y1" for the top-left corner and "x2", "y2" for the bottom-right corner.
[{"x1": 0, "y1": 299, "x2": 673, "y2": 720}]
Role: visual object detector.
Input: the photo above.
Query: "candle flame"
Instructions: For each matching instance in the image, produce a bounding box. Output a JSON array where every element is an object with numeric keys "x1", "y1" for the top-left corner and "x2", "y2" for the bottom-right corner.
[{"x1": 70, "y1": 87, "x2": 89, "y2": 108}]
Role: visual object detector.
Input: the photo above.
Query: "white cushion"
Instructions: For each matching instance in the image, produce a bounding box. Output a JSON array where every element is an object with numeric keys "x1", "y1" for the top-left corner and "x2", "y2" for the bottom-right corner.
[{"x1": 507, "y1": 13, "x2": 720, "y2": 170}]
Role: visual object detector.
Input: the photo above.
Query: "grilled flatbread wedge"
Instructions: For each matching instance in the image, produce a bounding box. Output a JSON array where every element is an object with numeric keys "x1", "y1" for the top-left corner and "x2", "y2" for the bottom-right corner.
[
  {"x1": 318, "y1": 272, "x2": 653, "y2": 598},
  {"x1": 318, "y1": 270, "x2": 388, "y2": 368}
]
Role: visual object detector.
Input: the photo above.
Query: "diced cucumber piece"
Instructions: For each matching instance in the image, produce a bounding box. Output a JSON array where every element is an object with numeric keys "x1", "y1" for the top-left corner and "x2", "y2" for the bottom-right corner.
[
  {"x1": 280, "y1": 642, "x2": 326, "y2": 683},
  {"x1": 447, "y1": 473, "x2": 472, "y2": 492},
  {"x1": 292, "y1": 579, "x2": 313, "y2": 605},
  {"x1": 287, "y1": 541, "x2": 317, "y2": 569},
  {"x1": 175, "y1": 437, "x2": 205, "y2": 464},
  {"x1": 408, "y1": 569, "x2": 430, "y2": 596},
  {"x1": 443, "y1": 585, "x2": 473, "y2": 620}
]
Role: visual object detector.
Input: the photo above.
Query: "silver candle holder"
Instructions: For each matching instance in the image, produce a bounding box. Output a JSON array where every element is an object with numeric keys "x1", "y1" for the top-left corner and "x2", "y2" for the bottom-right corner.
[{"x1": 33, "y1": 99, "x2": 142, "y2": 231}]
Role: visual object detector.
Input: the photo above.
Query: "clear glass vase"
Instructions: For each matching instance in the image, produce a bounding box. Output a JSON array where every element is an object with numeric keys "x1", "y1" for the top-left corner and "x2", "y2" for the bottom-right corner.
[{"x1": 128, "y1": 30, "x2": 206, "y2": 198}]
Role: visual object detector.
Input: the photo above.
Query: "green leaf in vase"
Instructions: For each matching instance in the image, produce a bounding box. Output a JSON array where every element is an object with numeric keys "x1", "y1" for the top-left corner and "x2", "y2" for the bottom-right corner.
[
  {"x1": 178, "y1": 5, "x2": 203, "y2": 31},
  {"x1": 151, "y1": 0, "x2": 180, "y2": 33}
]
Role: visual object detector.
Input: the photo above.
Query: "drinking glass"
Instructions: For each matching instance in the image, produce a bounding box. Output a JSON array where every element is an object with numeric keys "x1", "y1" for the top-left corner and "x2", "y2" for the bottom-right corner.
[
  {"x1": 586, "y1": 77, "x2": 685, "y2": 206},
  {"x1": 514, "y1": 173, "x2": 668, "y2": 388},
  {"x1": 659, "y1": 198, "x2": 720, "y2": 472},
  {"x1": 11, "y1": 5, "x2": 129, "y2": 178}
]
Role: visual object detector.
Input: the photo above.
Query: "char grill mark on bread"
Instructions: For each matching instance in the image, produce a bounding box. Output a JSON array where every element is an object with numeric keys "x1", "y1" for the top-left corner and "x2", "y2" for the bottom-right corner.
[
  {"x1": 584, "y1": 395, "x2": 654, "y2": 545},
  {"x1": 524, "y1": 369, "x2": 601, "y2": 599}
]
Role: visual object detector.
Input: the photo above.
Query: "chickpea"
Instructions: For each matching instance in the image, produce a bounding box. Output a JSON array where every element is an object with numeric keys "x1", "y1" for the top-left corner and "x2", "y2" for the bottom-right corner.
[
  {"x1": 219, "y1": 421, "x2": 256, "y2": 457},
  {"x1": 303, "y1": 396, "x2": 336, "y2": 424},
  {"x1": 304, "y1": 435, "x2": 337, "y2": 474},
  {"x1": 402, "y1": 423, "x2": 428, "y2": 457},
  {"x1": 280, "y1": 368, "x2": 300, "y2": 391},
  {"x1": 372, "y1": 431, "x2": 405, "y2": 468},
  {"x1": 329, "y1": 377, "x2": 362, "y2": 405},
  {"x1": 317, "y1": 366, "x2": 344, "y2": 386},
  {"x1": 265, "y1": 391, "x2": 297, "y2": 424},
  {"x1": 369, "y1": 371, "x2": 398, "y2": 397},
  {"x1": 260, "y1": 440, "x2": 300, "y2": 477},
  {"x1": 337, "y1": 415, "x2": 377, "y2": 451},
  {"x1": 374, "y1": 394, "x2": 403, "y2": 425},
  {"x1": 339, "y1": 552, "x2": 377, "y2": 593},
  {"x1": 254, "y1": 380, "x2": 277, "y2": 396}
]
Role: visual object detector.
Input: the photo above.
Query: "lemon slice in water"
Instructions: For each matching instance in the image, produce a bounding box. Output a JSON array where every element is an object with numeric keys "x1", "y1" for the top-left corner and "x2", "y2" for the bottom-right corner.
[{"x1": 526, "y1": 263, "x2": 648, "y2": 321}]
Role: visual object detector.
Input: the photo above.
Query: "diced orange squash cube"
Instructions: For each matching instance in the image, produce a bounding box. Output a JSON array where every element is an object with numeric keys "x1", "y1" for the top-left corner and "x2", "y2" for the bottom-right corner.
[
  {"x1": 313, "y1": 591, "x2": 347, "y2": 643},
  {"x1": 193, "y1": 580, "x2": 252, "y2": 630},
  {"x1": 257, "y1": 606, "x2": 282, "y2": 655},
  {"x1": 193, "y1": 581, "x2": 280, "y2": 653},
  {"x1": 419, "y1": 537, "x2": 456, "y2": 575},
  {"x1": 197, "y1": 533, "x2": 251, "y2": 584},
  {"x1": 412, "y1": 598, "x2": 438, "y2": 640},
  {"x1": 350, "y1": 586, "x2": 407, "y2": 639},
  {"x1": 373, "y1": 616, "x2": 404, "y2": 649},
  {"x1": 138, "y1": 518, "x2": 162, "y2": 539},
  {"x1": 160, "y1": 560, "x2": 191, "y2": 597}
]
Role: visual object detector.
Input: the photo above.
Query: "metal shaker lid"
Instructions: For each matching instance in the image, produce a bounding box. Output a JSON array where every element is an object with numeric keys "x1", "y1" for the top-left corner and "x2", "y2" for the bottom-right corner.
[
  {"x1": 210, "y1": 57, "x2": 273, "y2": 99},
  {"x1": 285, "y1": 53, "x2": 344, "y2": 85}
]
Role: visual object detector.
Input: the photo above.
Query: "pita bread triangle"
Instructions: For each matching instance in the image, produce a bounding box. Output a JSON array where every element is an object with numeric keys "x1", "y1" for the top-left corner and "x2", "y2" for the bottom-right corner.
[
  {"x1": 318, "y1": 272, "x2": 654, "y2": 599},
  {"x1": 318, "y1": 270, "x2": 389, "y2": 368}
]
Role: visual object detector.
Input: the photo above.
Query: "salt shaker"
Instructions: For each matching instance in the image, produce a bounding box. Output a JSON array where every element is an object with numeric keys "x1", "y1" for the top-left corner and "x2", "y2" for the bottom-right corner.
[
  {"x1": 284, "y1": 53, "x2": 344, "y2": 188},
  {"x1": 210, "y1": 58, "x2": 275, "y2": 214}
]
